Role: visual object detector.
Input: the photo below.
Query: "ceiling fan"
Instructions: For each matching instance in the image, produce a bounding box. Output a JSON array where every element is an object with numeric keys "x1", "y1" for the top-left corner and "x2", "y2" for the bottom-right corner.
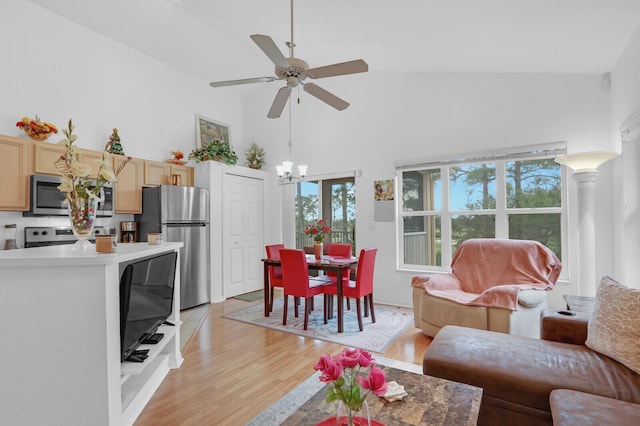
[{"x1": 209, "y1": 0, "x2": 368, "y2": 118}]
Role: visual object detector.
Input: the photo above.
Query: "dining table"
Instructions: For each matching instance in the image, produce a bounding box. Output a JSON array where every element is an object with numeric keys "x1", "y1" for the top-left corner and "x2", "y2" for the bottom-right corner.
[{"x1": 262, "y1": 254, "x2": 358, "y2": 333}]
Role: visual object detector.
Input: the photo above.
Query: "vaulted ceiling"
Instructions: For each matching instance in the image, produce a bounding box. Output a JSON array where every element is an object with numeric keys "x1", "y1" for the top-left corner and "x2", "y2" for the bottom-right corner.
[{"x1": 31, "y1": 0, "x2": 640, "y2": 85}]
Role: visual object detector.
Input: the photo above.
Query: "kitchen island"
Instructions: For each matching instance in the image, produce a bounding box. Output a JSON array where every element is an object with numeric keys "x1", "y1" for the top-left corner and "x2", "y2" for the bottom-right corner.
[{"x1": 0, "y1": 242, "x2": 184, "y2": 426}]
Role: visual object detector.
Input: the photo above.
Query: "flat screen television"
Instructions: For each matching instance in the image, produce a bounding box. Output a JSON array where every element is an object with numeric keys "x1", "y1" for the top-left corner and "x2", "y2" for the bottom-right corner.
[{"x1": 119, "y1": 251, "x2": 177, "y2": 362}]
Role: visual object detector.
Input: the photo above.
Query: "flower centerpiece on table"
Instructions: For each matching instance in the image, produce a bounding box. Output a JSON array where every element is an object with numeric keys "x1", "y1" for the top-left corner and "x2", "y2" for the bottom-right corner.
[
  {"x1": 54, "y1": 119, "x2": 130, "y2": 246},
  {"x1": 304, "y1": 218, "x2": 332, "y2": 243},
  {"x1": 314, "y1": 347, "x2": 388, "y2": 426}
]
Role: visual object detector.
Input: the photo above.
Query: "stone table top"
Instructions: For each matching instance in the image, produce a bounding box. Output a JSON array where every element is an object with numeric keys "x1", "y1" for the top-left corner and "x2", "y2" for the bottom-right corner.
[{"x1": 280, "y1": 365, "x2": 482, "y2": 426}]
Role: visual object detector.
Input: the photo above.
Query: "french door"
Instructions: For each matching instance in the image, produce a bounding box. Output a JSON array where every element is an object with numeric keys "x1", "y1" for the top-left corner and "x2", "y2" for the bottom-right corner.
[{"x1": 295, "y1": 177, "x2": 356, "y2": 253}]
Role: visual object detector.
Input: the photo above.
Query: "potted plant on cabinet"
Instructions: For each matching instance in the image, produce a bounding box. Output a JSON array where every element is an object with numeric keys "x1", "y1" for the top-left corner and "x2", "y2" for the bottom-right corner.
[
  {"x1": 244, "y1": 142, "x2": 265, "y2": 169},
  {"x1": 188, "y1": 139, "x2": 238, "y2": 165}
]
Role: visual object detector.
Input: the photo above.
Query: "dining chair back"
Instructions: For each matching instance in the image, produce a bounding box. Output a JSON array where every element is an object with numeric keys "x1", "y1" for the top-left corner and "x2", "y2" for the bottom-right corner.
[
  {"x1": 324, "y1": 247, "x2": 378, "y2": 331},
  {"x1": 279, "y1": 249, "x2": 327, "y2": 330},
  {"x1": 265, "y1": 244, "x2": 285, "y2": 312},
  {"x1": 354, "y1": 247, "x2": 377, "y2": 297},
  {"x1": 326, "y1": 243, "x2": 352, "y2": 278}
]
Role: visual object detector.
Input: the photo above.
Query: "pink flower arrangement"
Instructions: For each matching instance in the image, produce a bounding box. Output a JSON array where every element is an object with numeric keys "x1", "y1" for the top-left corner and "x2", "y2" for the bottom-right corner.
[
  {"x1": 314, "y1": 348, "x2": 388, "y2": 421},
  {"x1": 304, "y1": 218, "x2": 332, "y2": 243}
]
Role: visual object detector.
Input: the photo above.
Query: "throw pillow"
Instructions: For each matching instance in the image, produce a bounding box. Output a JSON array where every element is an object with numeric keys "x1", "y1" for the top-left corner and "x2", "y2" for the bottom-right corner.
[{"x1": 585, "y1": 276, "x2": 640, "y2": 375}]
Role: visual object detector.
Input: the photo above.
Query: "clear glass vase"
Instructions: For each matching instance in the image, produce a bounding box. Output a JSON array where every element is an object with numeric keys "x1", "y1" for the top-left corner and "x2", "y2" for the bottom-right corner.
[
  {"x1": 336, "y1": 400, "x2": 370, "y2": 426},
  {"x1": 68, "y1": 197, "x2": 97, "y2": 249}
]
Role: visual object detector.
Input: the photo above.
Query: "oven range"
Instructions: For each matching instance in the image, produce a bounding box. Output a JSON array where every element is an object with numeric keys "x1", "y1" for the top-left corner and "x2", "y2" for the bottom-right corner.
[{"x1": 24, "y1": 226, "x2": 106, "y2": 248}]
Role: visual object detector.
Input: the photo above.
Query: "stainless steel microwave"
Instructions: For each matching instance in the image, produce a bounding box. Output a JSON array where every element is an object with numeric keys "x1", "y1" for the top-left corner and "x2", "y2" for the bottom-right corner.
[{"x1": 24, "y1": 174, "x2": 114, "y2": 217}]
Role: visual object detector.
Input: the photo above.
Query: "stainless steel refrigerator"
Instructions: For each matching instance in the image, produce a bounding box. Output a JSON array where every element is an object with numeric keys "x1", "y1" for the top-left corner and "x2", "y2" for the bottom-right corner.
[{"x1": 135, "y1": 185, "x2": 210, "y2": 309}]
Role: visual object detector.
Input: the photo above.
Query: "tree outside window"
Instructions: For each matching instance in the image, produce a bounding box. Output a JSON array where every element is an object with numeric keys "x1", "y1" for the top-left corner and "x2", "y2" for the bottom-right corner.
[{"x1": 399, "y1": 153, "x2": 564, "y2": 271}]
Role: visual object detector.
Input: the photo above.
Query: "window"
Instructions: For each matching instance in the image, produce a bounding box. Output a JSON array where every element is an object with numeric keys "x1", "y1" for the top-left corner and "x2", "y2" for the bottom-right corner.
[
  {"x1": 295, "y1": 177, "x2": 356, "y2": 252},
  {"x1": 398, "y1": 145, "x2": 565, "y2": 272}
]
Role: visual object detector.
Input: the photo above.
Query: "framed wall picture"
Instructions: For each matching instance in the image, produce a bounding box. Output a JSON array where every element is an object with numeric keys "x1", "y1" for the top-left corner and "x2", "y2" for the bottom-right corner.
[{"x1": 195, "y1": 114, "x2": 231, "y2": 148}]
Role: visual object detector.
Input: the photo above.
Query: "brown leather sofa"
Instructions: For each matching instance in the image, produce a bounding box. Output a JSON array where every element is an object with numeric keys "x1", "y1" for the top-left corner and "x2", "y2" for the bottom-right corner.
[{"x1": 423, "y1": 311, "x2": 640, "y2": 425}]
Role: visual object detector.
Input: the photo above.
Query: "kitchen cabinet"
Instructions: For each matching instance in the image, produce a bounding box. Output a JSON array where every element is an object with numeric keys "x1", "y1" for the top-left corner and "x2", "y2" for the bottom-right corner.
[
  {"x1": 114, "y1": 156, "x2": 143, "y2": 214},
  {"x1": 0, "y1": 134, "x2": 194, "y2": 213},
  {"x1": 0, "y1": 135, "x2": 33, "y2": 211},
  {"x1": 144, "y1": 160, "x2": 194, "y2": 187},
  {"x1": 144, "y1": 160, "x2": 169, "y2": 186},
  {"x1": 33, "y1": 140, "x2": 65, "y2": 175},
  {"x1": 169, "y1": 163, "x2": 194, "y2": 186},
  {"x1": 78, "y1": 148, "x2": 105, "y2": 179}
]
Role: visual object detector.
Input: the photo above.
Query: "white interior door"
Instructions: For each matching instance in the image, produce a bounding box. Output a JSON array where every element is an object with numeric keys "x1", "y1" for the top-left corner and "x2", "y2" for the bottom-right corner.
[{"x1": 223, "y1": 173, "x2": 264, "y2": 297}]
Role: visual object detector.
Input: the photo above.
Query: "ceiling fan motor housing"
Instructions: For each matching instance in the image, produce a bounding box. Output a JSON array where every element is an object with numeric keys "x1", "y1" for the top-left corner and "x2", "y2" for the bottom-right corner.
[{"x1": 276, "y1": 57, "x2": 310, "y2": 81}]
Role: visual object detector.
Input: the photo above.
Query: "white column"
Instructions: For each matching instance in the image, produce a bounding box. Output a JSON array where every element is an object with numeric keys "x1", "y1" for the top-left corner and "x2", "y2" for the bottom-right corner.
[
  {"x1": 572, "y1": 171, "x2": 599, "y2": 296},
  {"x1": 555, "y1": 151, "x2": 618, "y2": 297}
]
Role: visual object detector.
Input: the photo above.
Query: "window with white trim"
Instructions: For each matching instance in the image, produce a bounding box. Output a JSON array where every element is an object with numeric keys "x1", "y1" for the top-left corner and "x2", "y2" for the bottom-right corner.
[{"x1": 397, "y1": 144, "x2": 566, "y2": 272}]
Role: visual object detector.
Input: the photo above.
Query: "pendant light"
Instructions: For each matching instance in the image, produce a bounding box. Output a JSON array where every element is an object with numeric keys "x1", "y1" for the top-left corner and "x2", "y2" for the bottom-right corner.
[{"x1": 276, "y1": 96, "x2": 307, "y2": 182}]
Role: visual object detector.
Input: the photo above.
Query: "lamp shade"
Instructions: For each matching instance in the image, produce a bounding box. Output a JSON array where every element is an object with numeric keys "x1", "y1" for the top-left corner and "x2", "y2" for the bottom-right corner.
[
  {"x1": 554, "y1": 151, "x2": 618, "y2": 173},
  {"x1": 298, "y1": 164, "x2": 308, "y2": 177}
]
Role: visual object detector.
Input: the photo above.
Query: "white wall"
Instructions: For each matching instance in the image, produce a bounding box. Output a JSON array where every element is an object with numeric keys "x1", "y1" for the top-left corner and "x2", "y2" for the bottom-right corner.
[
  {"x1": 245, "y1": 71, "x2": 615, "y2": 308},
  {"x1": 0, "y1": 1, "x2": 253, "y2": 248},
  {"x1": 611, "y1": 25, "x2": 640, "y2": 288},
  {"x1": 0, "y1": 1, "x2": 245, "y2": 159}
]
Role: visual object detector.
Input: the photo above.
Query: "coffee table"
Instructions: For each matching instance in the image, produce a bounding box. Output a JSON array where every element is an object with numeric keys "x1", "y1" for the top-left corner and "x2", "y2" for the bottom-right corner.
[{"x1": 279, "y1": 365, "x2": 482, "y2": 426}]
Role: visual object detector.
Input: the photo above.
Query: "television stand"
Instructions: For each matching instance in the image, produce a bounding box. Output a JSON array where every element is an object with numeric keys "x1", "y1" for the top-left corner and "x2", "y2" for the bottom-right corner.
[{"x1": 0, "y1": 243, "x2": 184, "y2": 426}]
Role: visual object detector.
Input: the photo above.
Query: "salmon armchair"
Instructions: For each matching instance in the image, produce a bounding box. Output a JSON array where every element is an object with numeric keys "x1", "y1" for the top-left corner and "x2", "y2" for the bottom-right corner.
[{"x1": 411, "y1": 238, "x2": 562, "y2": 339}]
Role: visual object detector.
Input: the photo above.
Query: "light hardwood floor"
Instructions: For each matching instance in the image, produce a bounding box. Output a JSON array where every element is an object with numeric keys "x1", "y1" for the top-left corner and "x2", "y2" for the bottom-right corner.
[{"x1": 134, "y1": 295, "x2": 432, "y2": 425}]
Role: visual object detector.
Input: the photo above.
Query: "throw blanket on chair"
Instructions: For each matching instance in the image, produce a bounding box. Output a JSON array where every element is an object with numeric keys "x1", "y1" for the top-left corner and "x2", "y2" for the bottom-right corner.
[{"x1": 411, "y1": 238, "x2": 562, "y2": 311}]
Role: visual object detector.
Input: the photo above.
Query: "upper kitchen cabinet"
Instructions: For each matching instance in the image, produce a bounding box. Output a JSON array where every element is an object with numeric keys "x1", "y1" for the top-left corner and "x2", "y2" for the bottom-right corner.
[
  {"x1": 144, "y1": 160, "x2": 194, "y2": 187},
  {"x1": 77, "y1": 148, "x2": 105, "y2": 179},
  {"x1": 33, "y1": 141, "x2": 65, "y2": 175},
  {"x1": 0, "y1": 136, "x2": 33, "y2": 211},
  {"x1": 144, "y1": 160, "x2": 169, "y2": 186},
  {"x1": 113, "y1": 156, "x2": 143, "y2": 214},
  {"x1": 169, "y1": 164, "x2": 194, "y2": 187}
]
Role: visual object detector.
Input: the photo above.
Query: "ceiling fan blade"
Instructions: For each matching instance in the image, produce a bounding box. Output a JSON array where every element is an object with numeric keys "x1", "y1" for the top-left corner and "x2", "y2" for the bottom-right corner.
[
  {"x1": 302, "y1": 83, "x2": 349, "y2": 111},
  {"x1": 307, "y1": 59, "x2": 368, "y2": 79},
  {"x1": 267, "y1": 86, "x2": 292, "y2": 119},
  {"x1": 209, "y1": 77, "x2": 276, "y2": 88},
  {"x1": 250, "y1": 34, "x2": 289, "y2": 69}
]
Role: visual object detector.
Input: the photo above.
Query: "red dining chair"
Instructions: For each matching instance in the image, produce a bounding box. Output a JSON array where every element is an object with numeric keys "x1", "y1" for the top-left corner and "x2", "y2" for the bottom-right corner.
[
  {"x1": 326, "y1": 243, "x2": 353, "y2": 312},
  {"x1": 323, "y1": 248, "x2": 377, "y2": 331},
  {"x1": 265, "y1": 244, "x2": 285, "y2": 312},
  {"x1": 280, "y1": 249, "x2": 329, "y2": 330}
]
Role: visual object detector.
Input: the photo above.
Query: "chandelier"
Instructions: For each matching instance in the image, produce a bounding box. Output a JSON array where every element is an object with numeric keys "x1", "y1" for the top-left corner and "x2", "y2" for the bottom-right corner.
[{"x1": 276, "y1": 97, "x2": 307, "y2": 182}]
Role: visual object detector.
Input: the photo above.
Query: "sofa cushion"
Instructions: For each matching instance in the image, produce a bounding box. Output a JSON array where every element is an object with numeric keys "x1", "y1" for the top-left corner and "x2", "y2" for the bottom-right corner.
[
  {"x1": 586, "y1": 276, "x2": 640, "y2": 375},
  {"x1": 550, "y1": 389, "x2": 640, "y2": 426},
  {"x1": 423, "y1": 326, "x2": 640, "y2": 414}
]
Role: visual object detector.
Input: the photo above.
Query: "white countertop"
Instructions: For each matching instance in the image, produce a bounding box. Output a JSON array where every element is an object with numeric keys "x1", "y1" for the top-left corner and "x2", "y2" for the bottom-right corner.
[{"x1": 0, "y1": 242, "x2": 183, "y2": 267}]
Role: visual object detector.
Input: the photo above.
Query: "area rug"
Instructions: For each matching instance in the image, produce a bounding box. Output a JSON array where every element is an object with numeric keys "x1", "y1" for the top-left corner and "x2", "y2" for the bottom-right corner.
[
  {"x1": 246, "y1": 356, "x2": 421, "y2": 426},
  {"x1": 223, "y1": 296, "x2": 413, "y2": 353},
  {"x1": 232, "y1": 290, "x2": 264, "y2": 302}
]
